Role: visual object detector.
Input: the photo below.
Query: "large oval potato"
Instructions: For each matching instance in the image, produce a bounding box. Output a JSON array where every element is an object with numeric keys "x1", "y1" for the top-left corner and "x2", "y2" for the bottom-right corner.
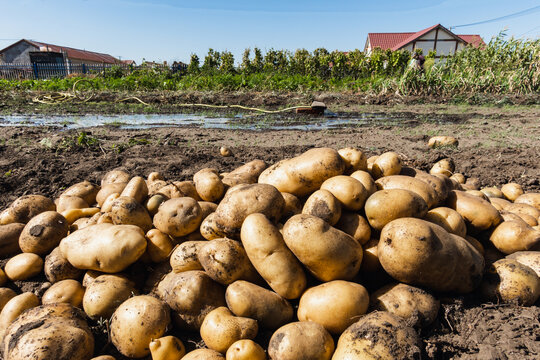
[
  {"x1": 302, "y1": 189, "x2": 342, "y2": 226},
  {"x1": 153, "y1": 197, "x2": 203, "y2": 237},
  {"x1": 194, "y1": 168, "x2": 225, "y2": 202},
  {"x1": 424, "y1": 207, "x2": 467, "y2": 238},
  {"x1": 0, "y1": 223, "x2": 24, "y2": 256},
  {"x1": 258, "y1": 147, "x2": 345, "y2": 197},
  {"x1": 320, "y1": 175, "x2": 368, "y2": 211},
  {"x1": 375, "y1": 175, "x2": 438, "y2": 209},
  {"x1": 0, "y1": 195, "x2": 55, "y2": 225},
  {"x1": 0, "y1": 292, "x2": 40, "y2": 339},
  {"x1": 282, "y1": 214, "x2": 362, "y2": 282},
  {"x1": 446, "y1": 190, "x2": 503, "y2": 234},
  {"x1": 365, "y1": 189, "x2": 428, "y2": 231},
  {"x1": 222, "y1": 160, "x2": 267, "y2": 187},
  {"x1": 200, "y1": 307, "x2": 258, "y2": 353},
  {"x1": 44, "y1": 246, "x2": 84, "y2": 283},
  {"x1": 489, "y1": 220, "x2": 540, "y2": 254},
  {"x1": 83, "y1": 274, "x2": 137, "y2": 320},
  {"x1": 19, "y1": 211, "x2": 69, "y2": 255},
  {"x1": 268, "y1": 321, "x2": 334, "y2": 360}
]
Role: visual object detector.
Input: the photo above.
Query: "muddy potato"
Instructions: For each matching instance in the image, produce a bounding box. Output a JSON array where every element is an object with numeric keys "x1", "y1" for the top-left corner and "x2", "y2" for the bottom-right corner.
[
  {"x1": 320, "y1": 175, "x2": 368, "y2": 211},
  {"x1": 489, "y1": 220, "x2": 540, "y2": 254},
  {"x1": 226, "y1": 280, "x2": 293, "y2": 329},
  {"x1": 428, "y1": 135, "x2": 458, "y2": 148},
  {"x1": 365, "y1": 189, "x2": 428, "y2": 231},
  {"x1": 226, "y1": 339, "x2": 266, "y2": 360},
  {"x1": 446, "y1": 190, "x2": 503, "y2": 234},
  {"x1": 60, "y1": 223, "x2": 147, "y2": 273},
  {"x1": 268, "y1": 321, "x2": 334, "y2": 360},
  {"x1": 424, "y1": 207, "x2": 467, "y2": 238},
  {"x1": 156, "y1": 270, "x2": 226, "y2": 331},
  {"x1": 332, "y1": 311, "x2": 421, "y2": 360},
  {"x1": 5, "y1": 253, "x2": 43, "y2": 280},
  {"x1": 120, "y1": 176, "x2": 148, "y2": 203},
  {"x1": 302, "y1": 189, "x2": 342, "y2": 225},
  {"x1": 171, "y1": 181, "x2": 200, "y2": 201},
  {"x1": 83, "y1": 274, "x2": 137, "y2": 320},
  {"x1": 0, "y1": 223, "x2": 24, "y2": 256},
  {"x1": 259, "y1": 147, "x2": 345, "y2": 197},
  {"x1": 375, "y1": 175, "x2": 439, "y2": 209},
  {"x1": 514, "y1": 192, "x2": 540, "y2": 211},
  {"x1": 96, "y1": 183, "x2": 127, "y2": 207},
  {"x1": 240, "y1": 213, "x2": 306, "y2": 299},
  {"x1": 145, "y1": 229, "x2": 174, "y2": 263},
  {"x1": 0, "y1": 195, "x2": 55, "y2": 225},
  {"x1": 213, "y1": 183, "x2": 285, "y2": 238},
  {"x1": 297, "y1": 280, "x2": 369, "y2": 334},
  {"x1": 429, "y1": 158, "x2": 455, "y2": 177},
  {"x1": 200, "y1": 212, "x2": 227, "y2": 240},
  {"x1": 183, "y1": 349, "x2": 225, "y2": 360},
  {"x1": 56, "y1": 195, "x2": 89, "y2": 213},
  {"x1": 338, "y1": 147, "x2": 367, "y2": 173},
  {"x1": 335, "y1": 212, "x2": 371, "y2": 245},
  {"x1": 170, "y1": 241, "x2": 205, "y2": 273},
  {"x1": 61, "y1": 180, "x2": 100, "y2": 206},
  {"x1": 507, "y1": 251, "x2": 540, "y2": 277},
  {"x1": 0, "y1": 292, "x2": 40, "y2": 337},
  {"x1": 371, "y1": 151, "x2": 401, "y2": 179},
  {"x1": 2, "y1": 303, "x2": 94, "y2": 360},
  {"x1": 222, "y1": 160, "x2": 267, "y2": 187},
  {"x1": 147, "y1": 180, "x2": 169, "y2": 196},
  {"x1": 42, "y1": 279, "x2": 85, "y2": 307},
  {"x1": 109, "y1": 196, "x2": 152, "y2": 232},
  {"x1": 44, "y1": 246, "x2": 84, "y2": 283},
  {"x1": 350, "y1": 170, "x2": 377, "y2": 196},
  {"x1": 501, "y1": 183, "x2": 524, "y2": 202},
  {"x1": 200, "y1": 307, "x2": 258, "y2": 353},
  {"x1": 110, "y1": 295, "x2": 170, "y2": 358},
  {"x1": 370, "y1": 283, "x2": 439, "y2": 328},
  {"x1": 194, "y1": 168, "x2": 225, "y2": 202},
  {"x1": 198, "y1": 239, "x2": 260, "y2": 285},
  {"x1": 0, "y1": 288, "x2": 17, "y2": 313},
  {"x1": 18, "y1": 211, "x2": 68, "y2": 255},
  {"x1": 283, "y1": 214, "x2": 362, "y2": 282},
  {"x1": 101, "y1": 169, "x2": 130, "y2": 186},
  {"x1": 378, "y1": 218, "x2": 484, "y2": 293},
  {"x1": 153, "y1": 197, "x2": 203, "y2": 237},
  {"x1": 480, "y1": 259, "x2": 540, "y2": 306},
  {"x1": 149, "y1": 336, "x2": 186, "y2": 360},
  {"x1": 490, "y1": 197, "x2": 511, "y2": 211}
]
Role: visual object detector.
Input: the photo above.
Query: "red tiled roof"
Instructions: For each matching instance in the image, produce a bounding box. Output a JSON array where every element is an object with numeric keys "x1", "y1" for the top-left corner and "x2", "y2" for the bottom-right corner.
[
  {"x1": 391, "y1": 24, "x2": 445, "y2": 51},
  {"x1": 457, "y1": 35, "x2": 485, "y2": 48},
  {"x1": 25, "y1": 40, "x2": 119, "y2": 64}
]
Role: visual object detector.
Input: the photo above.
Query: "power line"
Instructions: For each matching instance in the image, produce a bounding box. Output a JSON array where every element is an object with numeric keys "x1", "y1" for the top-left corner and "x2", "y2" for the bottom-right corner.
[
  {"x1": 450, "y1": 5, "x2": 540, "y2": 29},
  {"x1": 518, "y1": 24, "x2": 540, "y2": 37}
]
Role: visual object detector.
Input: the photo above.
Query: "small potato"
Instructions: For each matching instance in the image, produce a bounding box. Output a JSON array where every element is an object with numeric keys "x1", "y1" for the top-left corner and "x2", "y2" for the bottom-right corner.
[
  {"x1": 83, "y1": 274, "x2": 137, "y2": 320},
  {"x1": 170, "y1": 241, "x2": 205, "y2": 273},
  {"x1": 481, "y1": 187, "x2": 504, "y2": 198},
  {"x1": 424, "y1": 207, "x2": 467, "y2": 238},
  {"x1": 61, "y1": 207, "x2": 100, "y2": 224},
  {"x1": 350, "y1": 170, "x2": 377, "y2": 196},
  {"x1": 194, "y1": 168, "x2": 225, "y2": 203},
  {"x1": 465, "y1": 177, "x2": 481, "y2": 191},
  {"x1": 429, "y1": 158, "x2": 455, "y2": 177},
  {"x1": 320, "y1": 175, "x2": 368, "y2": 211},
  {"x1": 61, "y1": 180, "x2": 100, "y2": 205},
  {"x1": 370, "y1": 283, "x2": 440, "y2": 327},
  {"x1": 489, "y1": 220, "x2": 540, "y2": 254},
  {"x1": 96, "y1": 183, "x2": 127, "y2": 207},
  {"x1": 480, "y1": 259, "x2": 540, "y2": 306},
  {"x1": 147, "y1": 172, "x2": 163, "y2": 182},
  {"x1": 56, "y1": 195, "x2": 89, "y2": 213},
  {"x1": 371, "y1": 151, "x2": 401, "y2": 179},
  {"x1": 5, "y1": 253, "x2": 43, "y2": 280},
  {"x1": 0, "y1": 195, "x2": 55, "y2": 225},
  {"x1": 0, "y1": 292, "x2": 40, "y2": 336},
  {"x1": 149, "y1": 336, "x2": 186, "y2": 360},
  {"x1": 365, "y1": 189, "x2": 428, "y2": 231},
  {"x1": 101, "y1": 169, "x2": 130, "y2": 186},
  {"x1": 145, "y1": 194, "x2": 168, "y2": 216},
  {"x1": 174, "y1": 181, "x2": 202, "y2": 201},
  {"x1": 446, "y1": 190, "x2": 503, "y2": 234},
  {"x1": 0, "y1": 288, "x2": 17, "y2": 313},
  {"x1": 120, "y1": 176, "x2": 149, "y2": 203},
  {"x1": 375, "y1": 175, "x2": 439, "y2": 209},
  {"x1": 428, "y1": 135, "x2": 458, "y2": 148},
  {"x1": 302, "y1": 189, "x2": 342, "y2": 226},
  {"x1": 226, "y1": 280, "x2": 293, "y2": 329},
  {"x1": 200, "y1": 307, "x2": 258, "y2": 353},
  {"x1": 42, "y1": 279, "x2": 85, "y2": 307},
  {"x1": 514, "y1": 192, "x2": 540, "y2": 211},
  {"x1": 414, "y1": 171, "x2": 451, "y2": 206},
  {"x1": 182, "y1": 349, "x2": 225, "y2": 360},
  {"x1": 222, "y1": 160, "x2": 267, "y2": 187},
  {"x1": 268, "y1": 321, "x2": 334, "y2": 360},
  {"x1": 297, "y1": 280, "x2": 369, "y2": 334},
  {"x1": 44, "y1": 246, "x2": 84, "y2": 283},
  {"x1": 335, "y1": 212, "x2": 371, "y2": 245},
  {"x1": 338, "y1": 147, "x2": 367, "y2": 173},
  {"x1": 0, "y1": 223, "x2": 24, "y2": 256},
  {"x1": 226, "y1": 339, "x2": 266, "y2": 360},
  {"x1": 450, "y1": 173, "x2": 466, "y2": 184},
  {"x1": 0, "y1": 269, "x2": 6, "y2": 287},
  {"x1": 220, "y1": 146, "x2": 232, "y2": 157},
  {"x1": 111, "y1": 196, "x2": 153, "y2": 232},
  {"x1": 501, "y1": 183, "x2": 524, "y2": 202},
  {"x1": 153, "y1": 197, "x2": 203, "y2": 237},
  {"x1": 19, "y1": 211, "x2": 68, "y2": 255},
  {"x1": 280, "y1": 192, "x2": 302, "y2": 220},
  {"x1": 507, "y1": 251, "x2": 540, "y2": 277},
  {"x1": 145, "y1": 229, "x2": 174, "y2": 263}
]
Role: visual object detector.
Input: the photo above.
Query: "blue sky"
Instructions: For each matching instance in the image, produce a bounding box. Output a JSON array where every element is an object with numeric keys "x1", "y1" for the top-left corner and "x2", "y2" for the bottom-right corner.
[{"x1": 1, "y1": 0, "x2": 539, "y2": 63}]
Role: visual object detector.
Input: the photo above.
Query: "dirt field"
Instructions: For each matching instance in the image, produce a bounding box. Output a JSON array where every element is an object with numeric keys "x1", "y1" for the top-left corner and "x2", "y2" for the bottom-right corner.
[{"x1": 0, "y1": 102, "x2": 539, "y2": 359}]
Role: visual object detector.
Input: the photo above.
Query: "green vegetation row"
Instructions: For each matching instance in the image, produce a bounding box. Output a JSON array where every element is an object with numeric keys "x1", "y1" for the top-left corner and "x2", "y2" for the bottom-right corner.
[{"x1": 0, "y1": 33, "x2": 538, "y2": 96}]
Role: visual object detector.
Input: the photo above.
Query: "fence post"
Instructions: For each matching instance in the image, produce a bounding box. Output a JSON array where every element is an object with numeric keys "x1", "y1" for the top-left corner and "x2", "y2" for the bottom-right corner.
[{"x1": 32, "y1": 63, "x2": 39, "y2": 80}]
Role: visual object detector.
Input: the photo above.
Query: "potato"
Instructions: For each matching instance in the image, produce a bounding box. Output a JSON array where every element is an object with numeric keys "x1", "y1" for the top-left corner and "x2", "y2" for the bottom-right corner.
[
  {"x1": 489, "y1": 197, "x2": 511, "y2": 211},
  {"x1": 201, "y1": 307, "x2": 258, "y2": 353},
  {"x1": 428, "y1": 135, "x2": 458, "y2": 148},
  {"x1": 424, "y1": 207, "x2": 467, "y2": 238},
  {"x1": 371, "y1": 151, "x2": 401, "y2": 179},
  {"x1": 173, "y1": 180, "x2": 201, "y2": 201},
  {"x1": 0, "y1": 269, "x2": 6, "y2": 287},
  {"x1": 450, "y1": 173, "x2": 466, "y2": 184},
  {"x1": 465, "y1": 177, "x2": 481, "y2": 191},
  {"x1": 120, "y1": 176, "x2": 148, "y2": 203},
  {"x1": 258, "y1": 147, "x2": 345, "y2": 197},
  {"x1": 149, "y1": 336, "x2": 186, "y2": 360},
  {"x1": 338, "y1": 147, "x2": 367, "y2": 173},
  {"x1": 359, "y1": 238, "x2": 383, "y2": 274},
  {"x1": 156, "y1": 270, "x2": 226, "y2": 331},
  {"x1": 0, "y1": 288, "x2": 17, "y2": 313},
  {"x1": 18, "y1": 211, "x2": 68, "y2": 255},
  {"x1": 501, "y1": 183, "x2": 524, "y2": 202},
  {"x1": 153, "y1": 197, "x2": 203, "y2": 237},
  {"x1": 481, "y1": 187, "x2": 503, "y2": 198},
  {"x1": 378, "y1": 218, "x2": 484, "y2": 293},
  {"x1": 366, "y1": 155, "x2": 378, "y2": 173},
  {"x1": 170, "y1": 241, "x2": 205, "y2": 273},
  {"x1": 62, "y1": 180, "x2": 100, "y2": 205},
  {"x1": 56, "y1": 195, "x2": 89, "y2": 213},
  {"x1": 302, "y1": 189, "x2": 342, "y2": 226},
  {"x1": 506, "y1": 203, "x2": 540, "y2": 221},
  {"x1": 0, "y1": 195, "x2": 55, "y2": 225},
  {"x1": 4, "y1": 253, "x2": 43, "y2": 280},
  {"x1": 213, "y1": 184, "x2": 285, "y2": 238},
  {"x1": 96, "y1": 183, "x2": 127, "y2": 207},
  {"x1": 298, "y1": 280, "x2": 369, "y2": 334},
  {"x1": 110, "y1": 196, "x2": 152, "y2": 232},
  {"x1": 110, "y1": 295, "x2": 170, "y2": 358},
  {"x1": 59, "y1": 223, "x2": 147, "y2": 273},
  {"x1": 430, "y1": 158, "x2": 455, "y2": 177},
  {"x1": 480, "y1": 259, "x2": 540, "y2": 306},
  {"x1": 182, "y1": 349, "x2": 225, "y2": 360},
  {"x1": 446, "y1": 190, "x2": 503, "y2": 234},
  {"x1": 268, "y1": 321, "x2": 334, "y2": 360},
  {"x1": 0, "y1": 292, "x2": 40, "y2": 337},
  {"x1": 240, "y1": 213, "x2": 306, "y2": 299},
  {"x1": 147, "y1": 180, "x2": 169, "y2": 196},
  {"x1": 0, "y1": 223, "x2": 24, "y2": 256},
  {"x1": 280, "y1": 192, "x2": 302, "y2": 221},
  {"x1": 91, "y1": 356, "x2": 116, "y2": 360},
  {"x1": 194, "y1": 168, "x2": 226, "y2": 202},
  {"x1": 320, "y1": 175, "x2": 368, "y2": 211},
  {"x1": 44, "y1": 246, "x2": 84, "y2": 283},
  {"x1": 226, "y1": 280, "x2": 293, "y2": 329},
  {"x1": 350, "y1": 170, "x2": 377, "y2": 196},
  {"x1": 332, "y1": 311, "x2": 421, "y2": 359},
  {"x1": 226, "y1": 339, "x2": 266, "y2": 360},
  {"x1": 489, "y1": 220, "x2": 540, "y2": 254},
  {"x1": 200, "y1": 212, "x2": 227, "y2": 240},
  {"x1": 42, "y1": 279, "x2": 85, "y2": 307},
  {"x1": 61, "y1": 207, "x2": 100, "y2": 224},
  {"x1": 83, "y1": 274, "x2": 137, "y2": 320},
  {"x1": 101, "y1": 169, "x2": 130, "y2": 186},
  {"x1": 145, "y1": 229, "x2": 174, "y2": 263},
  {"x1": 375, "y1": 175, "x2": 439, "y2": 209},
  {"x1": 199, "y1": 201, "x2": 218, "y2": 219},
  {"x1": 365, "y1": 189, "x2": 428, "y2": 231},
  {"x1": 464, "y1": 235, "x2": 485, "y2": 255},
  {"x1": 145, "y1": 194, "x2": 168, "y2": 216},
  {"x1": 335, "y1": 211, "x2": 371, "y2": 245},
  {"x1": 82, "y1": 270, "x2": 103, "y2": 288},
  {"x1": 283, "y1": 214, "x2": 362, "y2": 282},
  {"x1": 370, "y1": 283, "x2": 439, "y2": 328},
  {"x1": 2, "y1": 303, "x2": 94, "y2": 360},
  {"x1": 514, "y1": 192, "x2": 540, "y2": 211},
  {"x1": 506, "y1": 251, "x2": 540, "y2": 277},
  {"x1": 222, "y1": 160, "x2": 267, "y2": 187}
]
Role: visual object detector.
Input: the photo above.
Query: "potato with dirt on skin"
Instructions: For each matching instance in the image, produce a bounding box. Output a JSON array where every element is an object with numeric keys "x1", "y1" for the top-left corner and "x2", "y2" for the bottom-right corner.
[
  {"x1": 241, "y1": 213, "x2": 306, "y2": 299},
  {"x1": 428, "y1": 135, "x2": 458, "y2": 148},
  {"x1": 83, "y1": 274, "x2": 137, "y2": 320},
  {"x1": 96, "y1": 183, "x2": 127, "y2": 207},
  {"x1": 222, "y1": 160, "x2": 267, "y2": 187},
  {"x1": 480, "y1": 258, "x2": 540, "y2": 306},
  {"x1": 375, "y1": 175, "x2": 439, "y2": 209},
  {"x1": 489, "y1": 220, "x2": 540, "y2": 254},
  {"x1": 153, "y1": 197, "x2": 203, "y2": 238},
  {"x1": 501, "y1": 183, "x2": 524, "y2": 202},
  {"x1": 446, "y1": 190, "x2": 503, "y2": 234},
  {"x1": 424, "y1": 207, "x2": 467, "y2": 238},
  {"x1": 378, "y1": 218, "x2": 484, "y2": 293},
  {"x1": 110, "y1": 196, "x2": 153, "y2": 232},
  {"x1": 120, "y1": 176, "x2": 148, "y2": 203},
  {"x1": 61, "y1": 180, "x2": 100, "y2": 206},
  {"x1": 44, "y1": 246, "x2": 84, "y2": 283},
  {"x1": 0, "y1": 223, "x2": 24, "y2": 256},
  {"x1": 170, "y1": 241, "x2": 205, "y2": 273},
  {"x1": 55, "y1": 195, "x2": 89, "y2": 213},
  {"x1": 258, "y1": 147, "x2": 345, "y2": 197},
  {"x1": 515, "y1": 192, "x2": 540, "y2": 211},
  {"x1": 268, "y1": 321, "x2": 334, "y2": 360},
  {"x1": 506, "y1": 251, "x2": 540, "y2": 277},
  {"x1": 338, "y1": 147, "x2": 367, "y2": 173},
  {"x1": 144, "y1": 229, "x2": 174, "y2": 263},
  {"x1": 280, "y1": 192, "x2": 303, "y2": 220},
  {"x1": 226, "y1": 280, "x2": 293, "y2": 329},
  {"x1": 0, "y1": 288, "x2": 17, "y2": 313},
  {"x1": 371, "y1": 151, "x2": 401, "y2": 179},
  {"x1": 490, "y1": 197, "x2": 511, "y2": 211},
  {"x1": 110, "y1": 295, "x2": 170, "y2": 358},
  {"x1": 298, "y1": 280, "x2": 369, "y2": 334},
  {"x1": 350, "y1": 170, "x2": 377, "y2": 196},
  {"x1": 156, "y1": 270, "x2": 226, "y2": 331},
  {"x1": 42, "y1": 279, "x2": 85, "y2": 307},
  {"x1": 332, "y1": 311, "x2": 421, "y2": 360},
  {"x1": 5, "y1": 253, "x2": 43, "y2": 280},
  {"x1": 370, "y1": 283, "x2": 439, "y2": 328},
  {"x1": 335, "y1": 211, "x2": 371, "y2": 245},
  {"x1": 506, "y1": 202, "x2": 540, "y2": 221},
  {"x1": 200, "y1": 212, "x2": 227, "y2": 240},
  {"x1": 0, "y1": 195, "x2": 55, "y2": 225},
  {"x1": 172, "y1": 181, "x2": 201, "y2": 200},
  {"x1": 302, "y1": 189, "x2": 342, "y2": 226},
  {"x1": 226, "y1": 339, "x2": 266, "y2": 360},
  {"x1": 19, "y1": 210, "x2": 68, "y2": 255},
  {"x1": 0, "y1": 292, "x2": 40, "y2": 337},
  {"x1": 200, "y1": 306, "x2": 258, "y2": 353},
  {"x1": 365, "y1": 189, "x2": 428, "y2": 231},
  {"x1": 429, "y1": 158, "x2": 455, "y2": 177},
  {"x1": 149, "y1": 336, "x2": 186, "y2": 360},
  {"x1": 320, "y1": 175, "x2": 368, "y2": 211},
  {"x1": 283, "y1": 214, "x2": 362, "y2": 282},
  {"x1": 183, "y1": 349, "x2": 225, "y2": 360},
  {"x1": 194, "y1": 168, "x2": 225, "y2": 203}
]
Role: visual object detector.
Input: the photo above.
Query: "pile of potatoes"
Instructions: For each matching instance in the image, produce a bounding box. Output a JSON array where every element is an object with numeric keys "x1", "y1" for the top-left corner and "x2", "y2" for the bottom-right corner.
[{"x1": 0, "y1": 146, "x2": 539, "y2": 360}]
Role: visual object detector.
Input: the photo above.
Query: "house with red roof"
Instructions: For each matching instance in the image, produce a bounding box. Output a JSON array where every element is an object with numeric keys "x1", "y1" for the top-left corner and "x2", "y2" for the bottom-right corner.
[{"x1": 365, "y1": 24, "x2": 484, "y2": 57}]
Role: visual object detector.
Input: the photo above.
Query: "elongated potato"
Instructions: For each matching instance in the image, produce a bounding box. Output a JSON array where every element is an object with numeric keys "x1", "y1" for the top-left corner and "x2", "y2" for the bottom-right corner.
[
  {"x1": 120, "y1": 176, "x2": 148, "y2": 203},
  {"x1": 200, "y1": 307, "x2": 258, "y2": 353},
  {"x1": 0, "y1": 292, "x2": 40, "y2": 338},
  {"x1": 62, "y1": 180, "x2": 100, "y2": 206},
  {"x1": 490, "y1": 197, "x2": 511, "y2": 211},
  {"x1": 0, "y1": 223, "x2": 24, "y2": 256},
  {"x1": 302, "y1": 189, "x2": 342, "y2": 226},
  {"x1": 514, "y1": 192, "x2": 540, "y2": 211},
  {"x1": 375, "y1": 175, "x2": 438, "y2": 209},
  {"x1": 268, "y1": 321, "x2": 334, "y2": 360},
  {"x1": 424, "y1": 207, "x2": 467, "y2": 238},
  {"x1": 428, "y1": 136, "x2": 458, "y2": 148},
  {"x1": 446, "y1": 190, "x2": 503, "y2": 234},
  {"x1": 0, "y1": 288, "x2": 17, "y2": 313},
  {"x1": 489, "y1": 220, "x2": 540, "y2": 254},
  {"x1": 0, "y1": 195, "x2": 55, "y2": 225},
  {"x1": 506, "y1": 251, "x2": 540, "y2": 277},
  {"x1": 4, "y1": 253, "x2": 43, "y2": 280},
  {"x1": 365, "y1": 189, "x2": 428, "y2": 231},
  {"x1": 506, "y1": 203, "x2": 540, "y2": 221},
  {"x1": 222, "y1": 160, "x2": 267, "y2": 187},
  {"x1": 320, "y1": 175, "x2": 368, "y2": 211},
  {"x1": 240, "y1": 213, "x2": 306, "y2": 299},
  {"x1": 350, "y1": 170, "x2": 377, "y2": 196}
]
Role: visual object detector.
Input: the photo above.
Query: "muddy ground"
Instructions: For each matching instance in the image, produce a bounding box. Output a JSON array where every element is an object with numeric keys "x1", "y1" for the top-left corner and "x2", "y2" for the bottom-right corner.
[{"x1": 0, "y1": 99, "x2": 539, "y2": 359}]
